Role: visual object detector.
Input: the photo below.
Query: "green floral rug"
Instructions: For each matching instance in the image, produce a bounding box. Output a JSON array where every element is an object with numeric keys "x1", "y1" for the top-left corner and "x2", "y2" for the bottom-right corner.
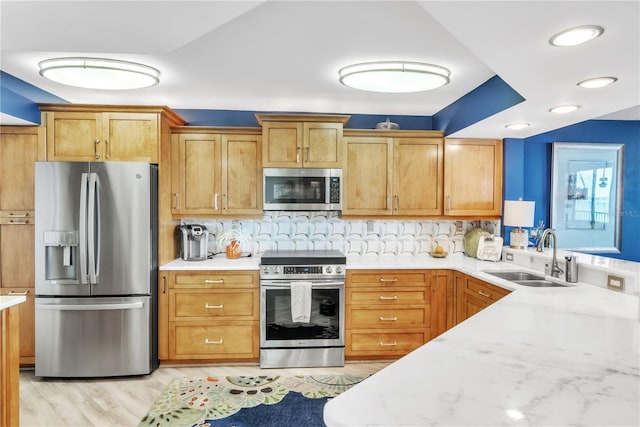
[{"x1": 139, "y1": 374, "x2": 367, "y2": 427}]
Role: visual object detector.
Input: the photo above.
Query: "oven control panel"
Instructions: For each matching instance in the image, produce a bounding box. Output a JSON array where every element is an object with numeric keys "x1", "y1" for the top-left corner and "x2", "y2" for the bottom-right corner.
[{"x1": 260, "y1": 264, "x2": 344, "y2": 279}]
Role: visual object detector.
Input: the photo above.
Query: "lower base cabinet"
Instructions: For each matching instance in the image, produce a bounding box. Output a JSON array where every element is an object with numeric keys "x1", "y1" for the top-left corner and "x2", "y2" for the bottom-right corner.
[
  {"x1": 456, "y1": 272, "x2": 511, "y2": 322},
  {"x1": 345, "y1": 270, "x2": 431, "y2": 359},
  {"x1": 162, "y1": 270, "x2": 259, "y2": 362}
]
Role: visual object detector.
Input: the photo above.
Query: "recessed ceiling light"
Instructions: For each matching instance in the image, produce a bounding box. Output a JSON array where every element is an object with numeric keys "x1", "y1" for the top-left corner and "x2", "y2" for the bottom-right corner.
[
  {"x1": 549, "y1": 25, "x2": 604, "y2": 46},
  {"x1": 577, "y1": 76, "x2": 618, "y2": 89},
  {"x1": 505, "y1": 122, "x2": 530, "y2": 130},
  {"x1": 338, "y1": 61, "x2": 450, "y2": 93},
  {"x1": 39, "y1": 57, "x2": 160, "y2": 90},
  {"x1": 549, "y1": 105, "x2": 580, "y2": 114}
]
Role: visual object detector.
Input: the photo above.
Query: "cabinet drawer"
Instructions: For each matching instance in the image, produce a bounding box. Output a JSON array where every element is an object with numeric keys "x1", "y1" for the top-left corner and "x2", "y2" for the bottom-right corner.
[
  {"x1": 348, "y1": 289, "x2": 427, "y2": 305},
  {"x1": 171, "y1": 290, "x2": 256, "y2": 319},
  {"x1": 465, "y1": 279, "x2": 510, "y2": 303},
  {"x1": 349, "y1": 308, "x2": 428, "y2": 328},
  {"x1": 347, "y1": 270, "x2": 429, "y2": 287},
  {"x1": 173, "y1": 272, "x2": 258, "y2": 289},
  {"x1": 172, "y1": 323, "x2": 257, "y2": 358},
  {"x1": 348, "y1": 331, "x2": 426, "y2": 355}
]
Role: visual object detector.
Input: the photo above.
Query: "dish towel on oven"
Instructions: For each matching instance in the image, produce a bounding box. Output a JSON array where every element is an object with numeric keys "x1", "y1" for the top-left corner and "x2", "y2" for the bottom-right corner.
[{"x1": 290, "y1": 281, "x2": 312, "y2": 323}]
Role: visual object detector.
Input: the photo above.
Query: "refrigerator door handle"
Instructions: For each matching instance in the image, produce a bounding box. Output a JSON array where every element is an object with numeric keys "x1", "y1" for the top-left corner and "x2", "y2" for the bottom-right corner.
[
  {"x1": 88, "y1": 172, "x2": 101, "y2": 284},
  {"x1": 37, "y1": 301, "x2": 144, "y2": 311},
  {"x1": 79, "y1": 173, "x2": 89, "y2": 285}
]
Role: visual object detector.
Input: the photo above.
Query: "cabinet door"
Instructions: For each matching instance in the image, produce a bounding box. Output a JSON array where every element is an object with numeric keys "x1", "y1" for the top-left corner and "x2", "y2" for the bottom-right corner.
[
  {"x1": 0, "y1": 222, "x2": 35, "y2": 288},
  {"x1": 46, "y1": 112, "x2": 101, "y2": 161},
  {"x1": 0, "y1": 127, "x2": 42, "y2": 214},
  {"x1": 303, "y1": 122, "x2": 342, "y2": 167},
  {"x1": 0, "y1": 288, "x2": 35, "y2": 364},
  {"x1": 174, "y1": 134, "x2": 222, "y2": 214},
  {"x1": 102, "y1": 113, "x2": 158, "y2": 162},
  {"x1": 222, "y1": 134, "x2": 262, "y2": 214},
  {"x1": 343, "y1": 136, "x2": 393, "y2": 215},
  {"x1": 429, "y1": 270, "x2": 454, "y2": 338},
  {"x1": 394, "y1": 137, "x2": 443, "y2": 215},
  {"x1": 444, "y1": 139, "x2": 502, "y2": 216},
  {"x1": 262, "y1": 121, "x2": 303, "y2": 167}
]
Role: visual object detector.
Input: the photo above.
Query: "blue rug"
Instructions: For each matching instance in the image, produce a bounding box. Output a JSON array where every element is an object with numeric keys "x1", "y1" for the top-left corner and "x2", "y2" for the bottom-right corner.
[{"x1": 139, "y1": 375, "x2": 367, "y2": 427}]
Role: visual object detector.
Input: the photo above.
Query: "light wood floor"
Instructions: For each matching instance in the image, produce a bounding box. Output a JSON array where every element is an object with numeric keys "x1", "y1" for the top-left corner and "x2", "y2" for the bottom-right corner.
[{"x1": 19, "y1": 362, "x2": 389, "y2": 427}]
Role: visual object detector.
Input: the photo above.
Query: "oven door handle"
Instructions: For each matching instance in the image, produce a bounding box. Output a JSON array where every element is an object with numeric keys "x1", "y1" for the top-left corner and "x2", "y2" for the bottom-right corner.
[{"x1": 261, "y1": 281, "x2": 345, "y2": 288}]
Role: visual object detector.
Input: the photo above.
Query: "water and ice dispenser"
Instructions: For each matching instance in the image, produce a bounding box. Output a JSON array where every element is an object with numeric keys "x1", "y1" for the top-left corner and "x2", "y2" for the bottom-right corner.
[{"x1": 43, "y1": 230, "x2": 79, "y2": 281}]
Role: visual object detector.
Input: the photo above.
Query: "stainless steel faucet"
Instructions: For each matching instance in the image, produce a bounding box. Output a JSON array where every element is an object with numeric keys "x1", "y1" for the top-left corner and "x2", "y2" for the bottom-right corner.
[{"x1": 536, "y1": 228, "x2": 564, "y2": 278}]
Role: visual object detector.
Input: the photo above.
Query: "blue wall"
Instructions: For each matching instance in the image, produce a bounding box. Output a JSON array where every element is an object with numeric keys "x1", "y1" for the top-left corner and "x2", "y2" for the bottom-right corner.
[{"x1": 506, "y1": 120, "x2": 640, "y2": 262}]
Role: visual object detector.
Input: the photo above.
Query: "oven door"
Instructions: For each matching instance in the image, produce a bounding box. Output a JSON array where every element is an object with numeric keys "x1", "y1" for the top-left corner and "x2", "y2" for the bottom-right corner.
[{"x1": 260, "y1": 280, "x2": 344, "y2": 348}]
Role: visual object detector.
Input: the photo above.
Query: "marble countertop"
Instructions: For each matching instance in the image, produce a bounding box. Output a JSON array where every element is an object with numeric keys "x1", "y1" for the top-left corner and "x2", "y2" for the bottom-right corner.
[
  {"x1": 161, "y1": 251, "x2": 639, "y2": 425},
  {"x1": 324, "y1": 258, "x2": 640, "y2": 426},
  {"x1": 0, "y1": 295, "x2": 27, "y2": 311}
]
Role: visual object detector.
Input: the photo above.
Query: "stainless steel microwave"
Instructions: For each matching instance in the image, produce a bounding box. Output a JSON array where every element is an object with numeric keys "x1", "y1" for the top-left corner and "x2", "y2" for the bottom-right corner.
[{"x1": 263, "y1": 168, "x2": 342, "y2": 211}]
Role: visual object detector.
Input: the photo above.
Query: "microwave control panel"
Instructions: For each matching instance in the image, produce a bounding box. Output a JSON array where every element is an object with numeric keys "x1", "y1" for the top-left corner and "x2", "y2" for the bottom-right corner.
[{"x1": 329, "y1": 177, "x2": 341, "y2": 203}]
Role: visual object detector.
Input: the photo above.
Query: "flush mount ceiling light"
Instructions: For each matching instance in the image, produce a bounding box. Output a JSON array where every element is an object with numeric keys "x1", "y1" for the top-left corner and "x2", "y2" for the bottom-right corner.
[
  {"x1": 338, "y1": 61, "x2": 450, "y2": 93},
  {"x1": 549, "y1": 25, "x2": 604, "y2": 46},
  {"x1": 549, "y1": 105, "x2": 580, "y2": 114},
  {"x1": 39, "y1": 57, "x2": 160, "y2": 90},
  {"x1": 505, "y1": 122, "x2": 530, "y2": 130},
  {"x1": 577, "y1": 76, "x2": 618, "y2": 89}
]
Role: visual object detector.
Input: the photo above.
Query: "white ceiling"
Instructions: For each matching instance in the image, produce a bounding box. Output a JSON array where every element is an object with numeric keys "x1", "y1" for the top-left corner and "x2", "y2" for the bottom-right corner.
[{"x1": 1, "y1": 0, "x2": 638, "y2": 138}]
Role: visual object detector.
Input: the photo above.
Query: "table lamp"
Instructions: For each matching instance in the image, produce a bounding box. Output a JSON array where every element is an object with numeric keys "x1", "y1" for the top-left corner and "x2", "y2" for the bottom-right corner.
[{"x1": 503, "y1": 199, "x2": 535, "y2": 249}]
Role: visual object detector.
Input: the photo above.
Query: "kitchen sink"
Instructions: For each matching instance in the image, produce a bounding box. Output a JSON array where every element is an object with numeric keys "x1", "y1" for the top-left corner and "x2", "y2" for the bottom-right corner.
[
  {"x1": 483, "y1": 271, "x2": 545, "y2": 281},
  {"x1": 512, "y1": 280, "x2": 568, "y2": 287},
  {"x1": 483, "y1": 270, "x2": 570, "y2": 288}
]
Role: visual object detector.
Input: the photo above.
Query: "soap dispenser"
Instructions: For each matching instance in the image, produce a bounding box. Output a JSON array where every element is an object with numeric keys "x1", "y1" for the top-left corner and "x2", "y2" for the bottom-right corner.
[{"x1": 565, "y1": 256, "x2": 578, "y2": 283}]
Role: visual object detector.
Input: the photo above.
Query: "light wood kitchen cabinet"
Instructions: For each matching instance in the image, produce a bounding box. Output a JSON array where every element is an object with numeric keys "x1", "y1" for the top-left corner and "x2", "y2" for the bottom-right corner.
[
  {"x1": 346, "y1": 269, "x2": 431, "y2": 359},
  {"x1": 429, "y1": 270, "x2": 455, "y2": 338},
  {"x1": 170, "y1": 127, "x2": 262, "y2": 216},
  {"x1": 162, "y1": 270, "x2": 259, "y2": 362},
  {"x1": 456, "y1": 272, "x2": 511, "y2": 322},
  {"x1": 0, "y1": 126, "x2": 44, "y2": 365},
  {"x1": 1, "y1": 301, "x2": 21, "y2": 427},
  {"x1": 256, "y1": 114, "x2": 349, "y2": 168},
  {"x1": 443, "y1": 138, "x2": 503, "y2": 217},
  {"x1": 343, "y1": 130, "x2": 444, "y2": 216},
  {"x1": 39, "y1": 104, "x2": 185, "y2": 163}
]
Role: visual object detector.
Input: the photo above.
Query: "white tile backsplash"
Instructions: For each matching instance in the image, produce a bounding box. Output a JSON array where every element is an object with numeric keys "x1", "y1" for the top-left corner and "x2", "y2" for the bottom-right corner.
[{"x1": 183, "y1": 212, "x2": 500, "y2": 257}]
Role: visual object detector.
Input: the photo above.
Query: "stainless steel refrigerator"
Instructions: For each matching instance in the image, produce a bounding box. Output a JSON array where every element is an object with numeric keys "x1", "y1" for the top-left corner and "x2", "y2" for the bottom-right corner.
[{"x1": 34, "y1": 161, "x2": 158, "y2": 377}]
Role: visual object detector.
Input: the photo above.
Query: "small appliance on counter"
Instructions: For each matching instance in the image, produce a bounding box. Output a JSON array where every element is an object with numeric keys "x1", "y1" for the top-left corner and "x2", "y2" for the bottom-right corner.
[{"x1": 180, "y1": 224, "x2": 209, "y2": 261}]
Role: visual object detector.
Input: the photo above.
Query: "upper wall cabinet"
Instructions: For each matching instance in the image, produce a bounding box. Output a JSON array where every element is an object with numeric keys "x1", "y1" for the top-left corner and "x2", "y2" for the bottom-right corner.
[
  {"x1": 39, "y1": 104, "x2": 185, "y2": 163},
  {"x1": 170, "y1": 127, "x2": 262, "y2": 216},
  {"x1": 443, "y1": 138, "x2": 503, "y2": 217},
  {"x1": 256, "y1": 114, "x2": 350, "y2": 168},
  {"x1": 342, "y1": 130, "x2": 444, "y2": 216}
]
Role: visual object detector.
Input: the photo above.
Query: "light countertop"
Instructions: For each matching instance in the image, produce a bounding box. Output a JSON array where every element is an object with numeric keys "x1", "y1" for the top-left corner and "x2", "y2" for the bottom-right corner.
[
  {"x1": 160, "y1": 251, "x2": 639, "y2": 426},
  {"x1": 0, "y1": 295, "x2": 27, "y2": 311},
  {"x1": 324, "y1": 255, "x2": 640, "y2": 426}
]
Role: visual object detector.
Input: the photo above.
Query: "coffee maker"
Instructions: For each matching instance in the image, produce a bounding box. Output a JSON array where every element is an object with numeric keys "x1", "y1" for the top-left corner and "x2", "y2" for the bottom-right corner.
[{"x1": 179, "y1": 224, "x2": 209, "y2": 261}]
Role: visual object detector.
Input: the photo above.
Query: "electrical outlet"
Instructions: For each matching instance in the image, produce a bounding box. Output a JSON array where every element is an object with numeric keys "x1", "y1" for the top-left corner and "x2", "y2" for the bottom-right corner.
[
  {"x1": 455, "y1": 221, "x2": 463, "y2": 232},
  {"x1": 505, "y1": 253, "x2": 514, "y2": 261},
  {"x1": 607, "y1": 275, "x2": 625, "y2": 291},
  {"x1": 366, "y1": 221, "x2": 374, "y2": 233}
]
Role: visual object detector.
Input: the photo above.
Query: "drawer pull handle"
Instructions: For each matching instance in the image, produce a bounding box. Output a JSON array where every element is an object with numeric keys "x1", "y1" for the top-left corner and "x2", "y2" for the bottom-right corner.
[
  {"x1": 8, "y1": 220, "x2": 30, "y2": 224},
  {"x1": 379, "y1": 341, "x2": 397, "y2": 347},
  {"x1": 205, "y1": 303, "x2": 224, "y2": 309},
  {"x1": 205, "y1": 279, "x2": 224, "y2": 284},
  {"x1": 205, "y1": 338, "x2": 223, "y2": 345},
  {"x1": 379, "y1": 278, "x2": 398, "y2": 283},
  {"x1": 379, "y1": 295, "x2": 398, "y2": 300},
  {"x1": 379, "y1": 316, "x2": 398, "y2": 321},
  {"x1": 8, "y1": 212, "x2": 29, "y2": 217},
  {"x1": 478, "y1": 290, "x2": 491, "y2": 298},
  {"x1": 8, "y1": 290, "x2": 30, "y2": 295}
]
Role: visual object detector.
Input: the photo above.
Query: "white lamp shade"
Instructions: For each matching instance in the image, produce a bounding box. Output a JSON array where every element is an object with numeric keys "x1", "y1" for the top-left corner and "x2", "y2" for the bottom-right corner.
[{"x1": 503, "y1": 200, "x2": 535, "y2": 227}]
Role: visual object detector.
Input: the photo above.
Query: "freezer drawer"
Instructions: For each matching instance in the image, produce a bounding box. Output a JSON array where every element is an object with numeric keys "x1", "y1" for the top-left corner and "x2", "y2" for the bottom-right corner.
[{"x1": 35, "y1": 296, "x2": 157, "y2": 377}]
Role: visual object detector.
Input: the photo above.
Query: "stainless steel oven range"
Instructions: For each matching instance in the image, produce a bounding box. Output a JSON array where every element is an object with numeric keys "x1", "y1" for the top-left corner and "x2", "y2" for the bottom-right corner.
[{"x1": 259, "y1": 250, "x2": 346, "y2": 368}]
